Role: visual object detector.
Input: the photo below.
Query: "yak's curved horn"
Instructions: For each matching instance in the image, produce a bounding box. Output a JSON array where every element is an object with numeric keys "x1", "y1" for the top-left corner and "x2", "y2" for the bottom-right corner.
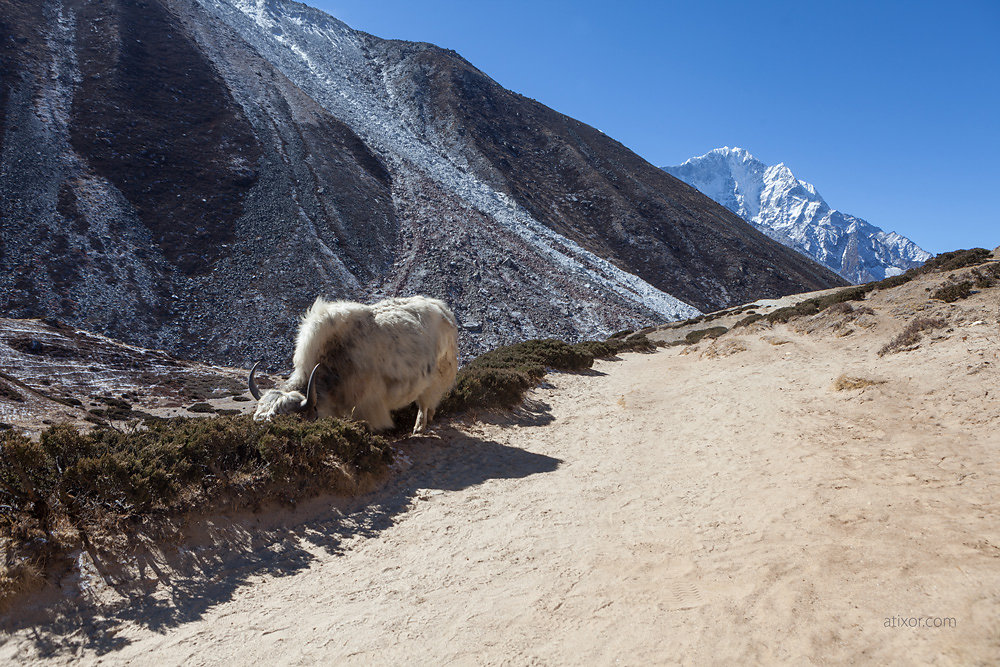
[
  {"x1": 301, "y1": 363, "x2": 321, "y2": 411},
  {"x1": 248, "y1": 360, "x2": 263, "y2": 400}
]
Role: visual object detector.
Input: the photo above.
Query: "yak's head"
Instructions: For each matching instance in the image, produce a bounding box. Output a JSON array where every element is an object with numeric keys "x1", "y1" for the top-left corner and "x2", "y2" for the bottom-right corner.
[{"x1": 248, "y1": 361, "x2": 321, "y2": 421}]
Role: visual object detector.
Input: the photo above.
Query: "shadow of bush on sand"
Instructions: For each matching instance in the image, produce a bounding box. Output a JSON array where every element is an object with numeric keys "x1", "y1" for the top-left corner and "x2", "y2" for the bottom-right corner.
[
  {"x1": 3, "y1": 426, "x2": 561, "y2": 657},
  {"x1": 467, "y1": 397, "x2": 557, "y2": 428}
]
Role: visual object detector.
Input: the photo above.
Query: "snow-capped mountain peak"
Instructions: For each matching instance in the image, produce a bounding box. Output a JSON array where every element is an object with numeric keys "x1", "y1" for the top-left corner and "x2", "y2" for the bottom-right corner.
[{"x1": 664, "y1": 148, "x2": 930, "y2": 283}]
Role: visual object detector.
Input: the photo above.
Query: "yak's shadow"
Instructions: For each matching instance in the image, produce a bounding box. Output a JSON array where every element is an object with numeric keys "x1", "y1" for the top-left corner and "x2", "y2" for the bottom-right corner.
[{"x1": 5, "y1": 425, "x2": 561, "y2": 657}]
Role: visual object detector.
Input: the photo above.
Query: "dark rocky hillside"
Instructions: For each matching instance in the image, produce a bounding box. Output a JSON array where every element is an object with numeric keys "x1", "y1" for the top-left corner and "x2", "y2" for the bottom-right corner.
[
  {"x1": 0, "y1": 0, "x2": 845, "y2": 367},
  {"x1": 385, "y1": 44, "x2": 840, "y2": 311}
]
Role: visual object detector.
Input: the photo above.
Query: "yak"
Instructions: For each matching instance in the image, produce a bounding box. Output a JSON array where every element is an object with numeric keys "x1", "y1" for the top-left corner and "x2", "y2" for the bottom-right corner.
[{"x1": 249, "y1": 296, "x2": 458, "y2": 434}]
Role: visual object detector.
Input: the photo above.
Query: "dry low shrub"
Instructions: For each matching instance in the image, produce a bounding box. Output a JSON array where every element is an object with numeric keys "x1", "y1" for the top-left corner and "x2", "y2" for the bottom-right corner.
[
  {"x1": 1, "y1": 417, "x2": 392, "y2": 523},
  {"x1": 460, "y1": 339, "x2": 591, "y2": 378},
  {"x1": 878, "y1": 317, "x2": 948, "y2": 356},
  {"x1": 437, "y1": 335, "x2": 655, "y2": 416},
  {"x1": 755, "y1": 248, "x2": 993, "y2": 326},
  {"x1": 0, "y1": 415, "x2": 393, "y2": 607},
  {"x1": 764, "y1": 285, "x2": 873, "y2": 324},
  {"x1": 832, "y1": 375, "x2": 887, "y2": 391},
  {"x1": 916, "y1": 248, "x2": 992, "y2": 273},
  {"x1": 608, "y1": 329, "x2": 634, "y2": 339},
  {"x1": 437, "y1": 367, "x2": 536, "y2": 415},
  {"x1": 733, "y1": 313, "x2": 764, "y2": 328},
  {"x1": 931, "y1": 281, "x2": 974, "y2": 303},
  {"x1": 685, "y1": 326, "x2": 728, "y2": 344},
  {"x1": 827, "y1": 302, "x2": 855, "y2": 315},
  {"x1": 766, "y1": 300, "x2": 822, "y2": 323},
  {"x1": 971, "y1": 263, "x2": 1000, "y2": 288},
  {"x1": 926, "y1": 260, "x2": 1000, "y2": 303},
  {"x1": 874, "y1": 274, "x2": 911, "y2": 290}
]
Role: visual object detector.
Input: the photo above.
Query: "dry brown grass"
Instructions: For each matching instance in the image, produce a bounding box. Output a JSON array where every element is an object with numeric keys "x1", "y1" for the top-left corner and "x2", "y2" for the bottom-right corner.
[
  {"x1": 826, "y1": 301, "x2": 855, "y2": 316},
  {"x1": 832, "y1": 375, "x2": 887, "y2": 391},
  {"x1": 701, "y1": 339, "x2": 748, "y2": 359},
  {"x1": 0, "y1": 558, "x2": 45, "y2": 614},
  {"x1": 878, "y1": 317, "x2": 948, "y2": 356}
]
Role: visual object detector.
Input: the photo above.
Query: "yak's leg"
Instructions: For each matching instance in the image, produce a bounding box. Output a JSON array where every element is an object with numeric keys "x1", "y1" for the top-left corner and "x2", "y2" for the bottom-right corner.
[
  {"x1": 413, "y1": 405, "x2": 428, "y2": 435},
  {"x1": 412, "y1": 354, "x2": 457, "y2": 435},
  {"x1": 414, "y1": 384, "x2": 447, "y2": 435}
]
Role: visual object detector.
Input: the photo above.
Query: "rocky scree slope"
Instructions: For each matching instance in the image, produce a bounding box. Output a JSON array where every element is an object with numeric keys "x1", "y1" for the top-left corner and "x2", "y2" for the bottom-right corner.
[
  {"x1": 0, "y1": 316, "x2": 266, "y2": 433},
  {"x1": 664, "y1": 147, "x2": 930, "y2": 283},
  {"x1": 0, "y1": 0, "x2": 844, "y2": 367}
]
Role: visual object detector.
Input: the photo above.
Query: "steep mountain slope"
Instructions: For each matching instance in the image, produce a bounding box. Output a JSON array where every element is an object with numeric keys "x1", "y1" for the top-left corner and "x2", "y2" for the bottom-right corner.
[
  {"x1": 664, "y1": 147, "x2": 930, "y2": 283},
  {"x1": 0, "y1": 0, "x2": 844, "y2": 366}
]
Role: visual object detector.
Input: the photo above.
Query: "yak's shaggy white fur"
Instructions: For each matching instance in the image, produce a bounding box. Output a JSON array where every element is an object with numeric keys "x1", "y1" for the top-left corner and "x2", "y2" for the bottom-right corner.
[{"x1": 253, "y1": 296, "x2": 458, "y2": 433}]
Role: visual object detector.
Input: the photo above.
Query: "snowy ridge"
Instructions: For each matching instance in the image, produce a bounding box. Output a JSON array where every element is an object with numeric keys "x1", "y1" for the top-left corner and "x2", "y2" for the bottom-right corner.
[
  {"x1": 664, "y1": 147, "x2": 931, "y2": 283},
  {"x1": 198, "y1": 0, "x2": 699, "y2": 321}
]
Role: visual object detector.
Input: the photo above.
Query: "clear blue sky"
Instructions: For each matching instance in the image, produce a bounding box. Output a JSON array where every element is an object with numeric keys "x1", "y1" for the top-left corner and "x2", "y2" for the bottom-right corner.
[{"x1": 311, "y1": 0, "x2": 998, "y2": 254}]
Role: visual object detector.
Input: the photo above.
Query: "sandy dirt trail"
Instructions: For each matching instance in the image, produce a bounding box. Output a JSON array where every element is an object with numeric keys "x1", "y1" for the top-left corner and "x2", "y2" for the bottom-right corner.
[{"x1": 6, "y1": 306, "x2": 1000, "y2": 664}]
